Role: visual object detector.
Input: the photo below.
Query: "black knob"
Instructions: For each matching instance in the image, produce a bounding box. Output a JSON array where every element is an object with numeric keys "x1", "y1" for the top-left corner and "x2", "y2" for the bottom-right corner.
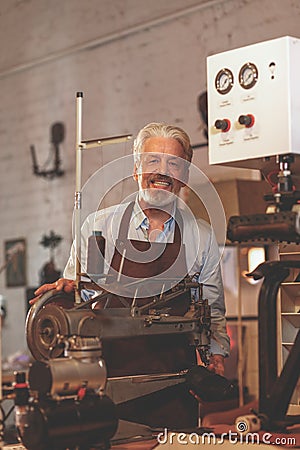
[
  {"x1": 238, "y1": 114, "x2": 254, "y2": 127},
  {"x1": 14, "y1": 371, "x2": 29, "y2": 406},
  {"x1": 14, "y1": 371, "x2": 26, "y2": 384},
  {"x1": 214, "y1": 119, "x2": 230, "y2": 132}
]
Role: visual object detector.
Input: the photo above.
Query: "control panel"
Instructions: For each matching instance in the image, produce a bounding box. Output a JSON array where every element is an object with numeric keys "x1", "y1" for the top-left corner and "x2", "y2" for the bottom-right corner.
[{"x1": 207, "y1": 36, "x2": 300, "y2": 168}]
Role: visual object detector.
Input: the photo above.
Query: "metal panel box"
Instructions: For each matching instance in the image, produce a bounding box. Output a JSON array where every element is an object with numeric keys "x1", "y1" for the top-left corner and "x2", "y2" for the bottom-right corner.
[{"x1": 207, "y1": 36, "x2": 300, "y2": 169}]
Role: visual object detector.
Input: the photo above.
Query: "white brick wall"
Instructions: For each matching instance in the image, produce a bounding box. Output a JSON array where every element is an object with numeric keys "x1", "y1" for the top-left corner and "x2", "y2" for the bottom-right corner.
[{"x1": 0, "y1": 0, "x2": 299, "y2": 400}]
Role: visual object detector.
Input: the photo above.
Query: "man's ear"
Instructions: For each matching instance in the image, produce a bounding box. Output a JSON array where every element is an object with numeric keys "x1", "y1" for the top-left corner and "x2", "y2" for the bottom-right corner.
[{"x1": 133, "y1": 163, "x2": 138, "y2": 181}]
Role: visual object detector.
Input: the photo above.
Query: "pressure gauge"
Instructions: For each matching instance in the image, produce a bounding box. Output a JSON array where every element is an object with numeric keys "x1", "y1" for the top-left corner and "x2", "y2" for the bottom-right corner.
[
  {"x1": 215, "y1": 68, "x2": 234, "y2": 94},
  {"x1": 239, "y1": 62, "x2": 258, "y2": 89}
]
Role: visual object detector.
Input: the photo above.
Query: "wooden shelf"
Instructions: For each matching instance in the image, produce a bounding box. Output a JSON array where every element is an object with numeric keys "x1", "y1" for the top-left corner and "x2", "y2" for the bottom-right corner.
[
  {"x1": 279, "y1": 248, "x2": 300, "y2": 413},
  {"x1": 281, "y1": 282, "x2": 300, "y2": 297},
  {"x1": 281, "y1": 313, "x2": 300, "y2": 327},
  {"x1": 282, "y1": 343, "x2": 295, "y2": 351}
]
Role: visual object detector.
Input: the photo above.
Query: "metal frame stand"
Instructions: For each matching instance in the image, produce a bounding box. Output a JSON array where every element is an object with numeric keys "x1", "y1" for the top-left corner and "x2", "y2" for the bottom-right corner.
[
  {"x1": 74, "y1": 92, "x2": 132, "y2": 303},
  {"x1": 248, "y1": 260, "x2": 300, "y2": 429}
]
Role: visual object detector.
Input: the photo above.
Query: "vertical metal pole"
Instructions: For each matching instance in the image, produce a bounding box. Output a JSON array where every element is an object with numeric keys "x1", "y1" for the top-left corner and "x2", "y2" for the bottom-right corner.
[
  {"x1": 237, "y1": 245, "x2": 244, "y2": 407},
  {"x1": 0, "y1": 317, "x2": 2, "y2": 403},
  {"x1": 74, "y1": 92, "x2": 83, "y2": 304}
]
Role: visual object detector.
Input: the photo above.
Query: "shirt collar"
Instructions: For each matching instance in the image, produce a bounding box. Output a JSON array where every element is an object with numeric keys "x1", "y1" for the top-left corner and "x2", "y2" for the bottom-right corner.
[{"x1": 132, "y1": 196, "x2": 177, "y2": 231}]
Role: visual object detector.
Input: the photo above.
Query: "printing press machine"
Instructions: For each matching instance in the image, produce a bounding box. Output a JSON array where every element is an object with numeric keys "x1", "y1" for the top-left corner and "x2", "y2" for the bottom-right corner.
[{"x1": 4, "y1": 275, "x2": 239, "y2": 450}]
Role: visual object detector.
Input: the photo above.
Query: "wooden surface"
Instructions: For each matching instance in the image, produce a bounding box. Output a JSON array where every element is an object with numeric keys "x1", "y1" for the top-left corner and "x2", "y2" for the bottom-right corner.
[{"x1": 113, "y1": 440, "x2": 157, "y2": 449}]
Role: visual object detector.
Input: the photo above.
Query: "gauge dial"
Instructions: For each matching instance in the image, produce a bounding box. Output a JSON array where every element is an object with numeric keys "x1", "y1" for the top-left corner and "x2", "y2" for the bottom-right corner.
[
  {"x1": 215, "y1": 68, "x2": 234, "y2": 94},
  {"x1": 239, "y1": 62, "x2": 258, "y2": 89}
]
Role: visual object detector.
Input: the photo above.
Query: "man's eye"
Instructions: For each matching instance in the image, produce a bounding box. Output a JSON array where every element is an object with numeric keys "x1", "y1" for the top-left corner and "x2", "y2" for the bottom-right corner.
[{"x1": 169, "y1": 160, "x2": 180, "y2": 168}]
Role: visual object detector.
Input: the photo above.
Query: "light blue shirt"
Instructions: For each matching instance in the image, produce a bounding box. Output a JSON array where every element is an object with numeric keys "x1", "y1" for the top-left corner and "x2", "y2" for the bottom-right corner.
[{"x1": 64, "y1": 199, "x2": 230, "y2": 356}]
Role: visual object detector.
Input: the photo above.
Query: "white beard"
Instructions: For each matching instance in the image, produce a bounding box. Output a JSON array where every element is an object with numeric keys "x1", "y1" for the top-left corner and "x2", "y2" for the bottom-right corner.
[{"x1": 139, "y1": 188, "x2": 176, "y2": 207}]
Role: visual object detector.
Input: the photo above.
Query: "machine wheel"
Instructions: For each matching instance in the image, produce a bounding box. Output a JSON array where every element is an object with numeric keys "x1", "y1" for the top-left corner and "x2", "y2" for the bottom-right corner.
[{"x1": 26, "y1": 290, "x2": 74, "y2": 361}]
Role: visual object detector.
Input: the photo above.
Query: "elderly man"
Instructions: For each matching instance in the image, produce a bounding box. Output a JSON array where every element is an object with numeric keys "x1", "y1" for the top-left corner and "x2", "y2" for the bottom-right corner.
[{"x1": 33, "y1": 122, "x2": 230, "y2": 375}]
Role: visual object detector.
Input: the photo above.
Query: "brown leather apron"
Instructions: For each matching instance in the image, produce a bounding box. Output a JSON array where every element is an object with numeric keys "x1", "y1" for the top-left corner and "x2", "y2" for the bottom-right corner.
[
  {"x1": 108, "y1": 201, "x2": 189, "y2": 311},
  {"x1": 102, "y1": 202, "x2": 196, "y2": 377}
]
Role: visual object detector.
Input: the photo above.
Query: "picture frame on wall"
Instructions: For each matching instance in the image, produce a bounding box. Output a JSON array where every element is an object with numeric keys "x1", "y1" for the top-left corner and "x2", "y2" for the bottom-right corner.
[{"x1": 4, "y1": 238, "x2": 26, "y2": 287}]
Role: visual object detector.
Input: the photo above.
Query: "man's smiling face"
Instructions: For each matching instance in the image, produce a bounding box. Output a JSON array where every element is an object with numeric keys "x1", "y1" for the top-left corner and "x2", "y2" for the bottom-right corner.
[{"x1": 134, "y1": 136, "x2": 189, "y2": 208}]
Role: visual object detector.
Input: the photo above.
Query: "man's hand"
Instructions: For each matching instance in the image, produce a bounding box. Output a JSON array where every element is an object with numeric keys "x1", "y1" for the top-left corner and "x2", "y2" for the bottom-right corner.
[
  {"x1": 29, "y1": 278, "x2": 75, "y2": 305},
  {"x1": 207, "y1": 354, "x2": 225, "y2": 376}
]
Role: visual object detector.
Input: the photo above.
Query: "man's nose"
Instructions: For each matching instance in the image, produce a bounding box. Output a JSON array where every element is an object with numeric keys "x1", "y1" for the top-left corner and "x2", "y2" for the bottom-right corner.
[{"x1": 157, "y1": 157, "x2": 169, "y2": 175}]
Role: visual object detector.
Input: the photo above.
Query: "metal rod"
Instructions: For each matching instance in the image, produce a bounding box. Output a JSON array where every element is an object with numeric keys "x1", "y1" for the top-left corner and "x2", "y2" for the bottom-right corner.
[
  {"x1": 0, "y1": 316, "x2": 2, "y2": 405},
  {"x1": 159, "y1": 284, "x2": 165, "y2": 300},
  {"x1": 80, "y1": 134, "x2": 132, "y2": 149},
  {"x1": 74, "y1": 92, "x2": 83, "y2": 304},
  {"x1": 117, "y1": 248, "x2": 127, "y2": 282},
  {"x1": 107, "y1": 371, "x2": 187, "y2": 383},
  {"x1": 132, "y1": 288, "x2": 138, "y2": 307},
  {"x1": 237, "y1": 245, "x2": 244, "y2": 407}
]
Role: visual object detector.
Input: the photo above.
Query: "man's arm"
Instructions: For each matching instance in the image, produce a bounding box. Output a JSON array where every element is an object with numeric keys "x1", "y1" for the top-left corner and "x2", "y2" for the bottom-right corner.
[
  {"x1": 29, "y1": 225, "x2": 83, "y2": 304},
  {"x1": 29, "y1": 278, "x2": 75, "y2": 305}
]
